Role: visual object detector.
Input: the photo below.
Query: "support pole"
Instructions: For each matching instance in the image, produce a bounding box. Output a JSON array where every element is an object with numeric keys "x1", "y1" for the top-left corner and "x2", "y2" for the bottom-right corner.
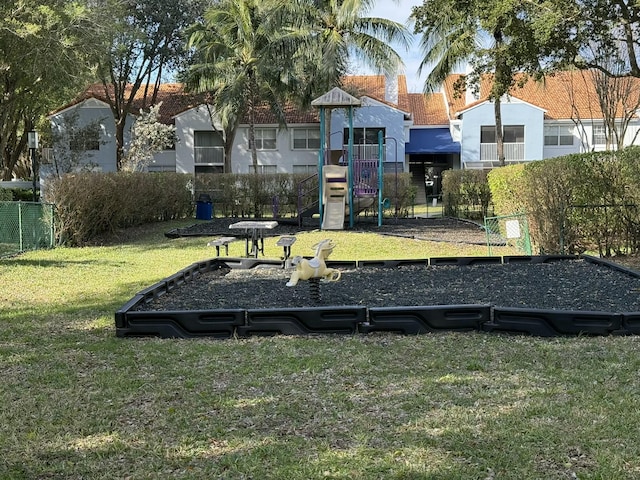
[
  {"x1": 378, "y1": 130, "x2": 384, "y2": 227},
  {"x1": 318, "y1": 106, "x2": 325, "y2": 229},
  {"x1": 348, "y1": 106, "x2": 355, "y2": 228}
]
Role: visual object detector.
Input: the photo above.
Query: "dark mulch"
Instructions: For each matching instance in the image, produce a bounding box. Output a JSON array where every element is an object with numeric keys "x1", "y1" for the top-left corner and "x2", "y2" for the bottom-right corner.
[
  {"x1": 137, "y1": 217, "x2": 640, "y2": 314},
  {"x1": 137, "y1": 259, "x2": 640, "y2": 313}
]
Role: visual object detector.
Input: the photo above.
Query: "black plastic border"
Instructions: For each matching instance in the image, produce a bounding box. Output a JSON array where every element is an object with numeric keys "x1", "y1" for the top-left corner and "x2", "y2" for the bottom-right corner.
[{"x1": 115, "y1": 255, "x2": 640, "y2": 338}]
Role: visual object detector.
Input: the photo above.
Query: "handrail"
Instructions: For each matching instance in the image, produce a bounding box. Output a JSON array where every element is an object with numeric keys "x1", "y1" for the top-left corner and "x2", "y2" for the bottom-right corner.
[{"x1": 297, "y1": 173, "x2": 319, "y2": 227}]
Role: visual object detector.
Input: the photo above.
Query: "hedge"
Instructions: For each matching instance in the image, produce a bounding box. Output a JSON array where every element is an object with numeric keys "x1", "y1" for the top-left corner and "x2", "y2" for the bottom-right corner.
[
  {"x1": 488, "y1": 147, "x2": 640, "y2": 255},
  {"x1": 441, "y1": 169, "x2": 492, "y2": 220},
  {"x1": 45, "y1": 172, "x2": 193, "y2": 245}
]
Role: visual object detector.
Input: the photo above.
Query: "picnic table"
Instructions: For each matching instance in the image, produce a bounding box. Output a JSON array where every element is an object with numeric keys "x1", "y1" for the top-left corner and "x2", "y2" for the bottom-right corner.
[{"x1": 229, "y1": 220, "x2": 278, "y2": 257}]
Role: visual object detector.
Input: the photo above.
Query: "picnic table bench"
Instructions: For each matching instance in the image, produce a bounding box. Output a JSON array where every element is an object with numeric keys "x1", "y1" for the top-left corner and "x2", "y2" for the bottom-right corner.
[
  {"x1": 229, "y1": 220, "x2": 279, "y2": 257},
  {"x1": 276, "y1": 236, "x2": 297, "y2": 261},
  {"x1": 207, "y1": 236, "x2": 237, "y2": 256}
]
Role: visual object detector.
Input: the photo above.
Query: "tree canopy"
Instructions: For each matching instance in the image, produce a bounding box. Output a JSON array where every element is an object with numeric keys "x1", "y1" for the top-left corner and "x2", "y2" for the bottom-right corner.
[
  {"x1": 183, "y1": 0, "x2": 411, "y2": 172},
  {"x1": 93, "y1": 0, "x2": 203, "y2": 170},
  {"x1": 0, "y1": 0, "x2": 96, "y2": 180}
]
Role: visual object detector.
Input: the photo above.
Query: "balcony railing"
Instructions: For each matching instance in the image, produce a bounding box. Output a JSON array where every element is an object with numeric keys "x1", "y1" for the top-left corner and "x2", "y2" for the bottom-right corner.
[
  {"x1": 480, "y1": 142, "x2": 524, "y2": 162},
  {"x1": 195, "y1": 146, "x2": 224, "y2": 164},
  {"x1": 341, "y1": 144, "x2": 381, "y2": 162}
]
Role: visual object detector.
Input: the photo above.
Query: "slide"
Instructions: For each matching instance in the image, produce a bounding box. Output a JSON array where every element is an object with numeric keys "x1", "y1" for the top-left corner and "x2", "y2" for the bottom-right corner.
[
  {"x1": 322, "y1": 165, "x2": 348, "y2": 230},
  {"x1": 322, "y1": 195, "x2": 347, "y2": 230},
  {"x1": 320, "y1": 165, "x2": 378, "y2": 229}
]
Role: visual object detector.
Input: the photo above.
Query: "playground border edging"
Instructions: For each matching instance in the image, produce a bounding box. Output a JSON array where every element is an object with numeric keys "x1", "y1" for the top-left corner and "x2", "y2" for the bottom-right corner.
[{"x1": 115, "y1": 255, "x2": 640, "y2": 339}]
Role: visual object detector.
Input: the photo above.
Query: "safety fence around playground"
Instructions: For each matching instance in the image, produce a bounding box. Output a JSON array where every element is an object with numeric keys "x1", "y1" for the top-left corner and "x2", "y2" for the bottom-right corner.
[{"x1": 0, "y1": 202, "x2": 55, "y2": 257}]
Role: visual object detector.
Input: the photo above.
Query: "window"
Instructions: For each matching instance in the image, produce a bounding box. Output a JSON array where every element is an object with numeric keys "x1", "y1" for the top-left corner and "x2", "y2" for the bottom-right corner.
[
  {"x1": 593, "y1": 125, "x2": 607, "y2": 145},
  {"x1": 293, "y1": 164, "x2": 316, "y2": 174},
  {"x1": 480, "y1": 126, "x2": 496, "y2": 144},
  {"x1": 194, "y1": 131, "x2": 224, "y2": 164},
  {"x1": 251, "y1": 128, "x2": 277, "y2": 150},
  {"x1": 504, "y1": 125, "x2": 524, "y2": 143},
  {"x1": 480, "y1": 125, "x2": 524, "y2": 143},
  {"x1": 544, "y1": 126, "x2": 574, "y2": 146},
  {"x1": 249, "y1": 164, "x2": 277, "y2": 174},
  {"x1": 343, "y1": 127, "x2": 385, "y2": 145},
  {"x1": 69, "y1": 126, "x2": 100, "y2": 152},
  {"x1": 292, "y1": 128, "x2": 320, "y2": 150}
]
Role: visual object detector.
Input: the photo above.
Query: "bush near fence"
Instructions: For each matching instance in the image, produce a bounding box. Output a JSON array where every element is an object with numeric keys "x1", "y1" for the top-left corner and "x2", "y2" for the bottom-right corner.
[
  {"x1": 45, "y1": 172, "x2": 193, "y2": 246},
  {"x1": 488, "y1": 147, "x2": 640, "y2": 256},
  {"x1": 441, "y1": 169, "x2": 493, "y2": 220},
  {"x1": 195, "y1": 173, "x2": 305, "y2": 218},
  {"x1": 195, "y1": 172, "x2": 416, "y2": 218},
  {"x1": 43, "y1": 171, "x2": 417, "y2": 246}
]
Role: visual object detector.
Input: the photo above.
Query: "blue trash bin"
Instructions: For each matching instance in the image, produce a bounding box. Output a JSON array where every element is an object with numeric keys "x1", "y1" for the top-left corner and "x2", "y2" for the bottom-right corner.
[{"x1": 195, "y1": 194, "x2": 212, "y2": 220}]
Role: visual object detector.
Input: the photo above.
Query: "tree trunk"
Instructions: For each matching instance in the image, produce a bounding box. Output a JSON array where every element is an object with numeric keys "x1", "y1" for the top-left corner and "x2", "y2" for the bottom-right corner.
[
  {"x1": 494, "y1": 96, "x2": 505, "y2": 167},
  {"x1": 115, "y1": 116, "x2": 126, "y2": 171},
  {"x1": 248, "y1": 80, "x2": 258, "y2": 174}
]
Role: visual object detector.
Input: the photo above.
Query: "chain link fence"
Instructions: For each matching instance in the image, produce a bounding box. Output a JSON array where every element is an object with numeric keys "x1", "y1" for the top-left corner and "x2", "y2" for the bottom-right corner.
[
  {"x1": 484, "y1": 213, "x2": 532, "y2": 256},
  {"x1": 0, "y1": 202, "x2": 55, "y2": 257}
]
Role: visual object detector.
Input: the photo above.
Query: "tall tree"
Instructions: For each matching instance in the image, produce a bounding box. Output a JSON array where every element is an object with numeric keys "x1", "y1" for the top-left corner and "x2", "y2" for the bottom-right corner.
[
  {"x1": 282, "y1": 0, "x2": 411, "y2": 106},
  {"x1": 413, "y1": 0, "x2": 542, "y2": 166},
  {"x1": 184, "y1": 0, "x2": 290, "y2": 174},
  {"x1": 0, "y1": 0, "x2": 95, "y2": 180},
  {"x1": 94, "y1": 0, "x2": 201, "y2": 170},
  {"x1": 540, "y1": 0, "x2": 640, "y2": 79}
]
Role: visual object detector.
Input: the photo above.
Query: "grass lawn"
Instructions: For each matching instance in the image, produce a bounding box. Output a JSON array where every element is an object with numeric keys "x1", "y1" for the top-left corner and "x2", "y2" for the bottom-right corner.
[{"x1": 2, "y1": 220, "x2": 640, "y2": 479}]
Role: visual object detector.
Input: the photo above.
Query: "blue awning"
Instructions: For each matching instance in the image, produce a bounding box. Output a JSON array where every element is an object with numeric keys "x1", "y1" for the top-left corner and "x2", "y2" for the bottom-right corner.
[{"x1": 405, "y1": 128, "x2": 460, "y2": 154}]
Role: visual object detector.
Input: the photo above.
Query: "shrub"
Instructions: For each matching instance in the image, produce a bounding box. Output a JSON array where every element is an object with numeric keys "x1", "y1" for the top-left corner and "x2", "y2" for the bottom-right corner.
[
  {"x1": 487, "y1": 147, "x2": 640, "y2": 255},
  {"x1": 442, "y1": 169, "x2": 492, "y2": 220},
  {"x1": 0, "y1": 188, "x2": 13, "y2": 201},
  {"x1": 45, "y1": 172, "x2": 193, "y2": 245},
  {"x1": 487, "y1": 163, "x2": 526, "y2": 216},
  {"x1": 194, "y1": 171, "x2": 416, "y2": 219}
]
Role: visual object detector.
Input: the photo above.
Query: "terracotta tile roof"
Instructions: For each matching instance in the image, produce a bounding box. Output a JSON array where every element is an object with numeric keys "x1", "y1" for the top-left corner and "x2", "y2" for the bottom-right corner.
[
  {"x1": 443, "y1": 70, "x2": 640, "y2": 120},
  {"x1": 408, "y1": 92, "x2": 450, "y2": 125},
  {"x1": 55, "y1": 83, "x2": 204, "y2": 124},
  {"x1": 341, "y1": 75, "x2": 387, "y2": 101},
  {"x1": 59, "y1": 75, "x2": 414, "y2": 125}
]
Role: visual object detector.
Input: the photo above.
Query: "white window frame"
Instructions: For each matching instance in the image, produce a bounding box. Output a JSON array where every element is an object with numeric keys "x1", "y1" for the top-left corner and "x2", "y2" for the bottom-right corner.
[
  {"x1": 592, "y1": 125, "x2": 607, "y2": 145},
  {"x1": 292, "y1": 164, "x2": 316, "y2": 174},
  {"x1": 480, "y1": 125, "x2": 525, "y2": 144},
  {"x1": 544, "y1": 125, "x2": 574, "y2": 146},
  {"x1": 252, "y1": 128, "x2": 277, "y2": 150},
  {"x1": 292, "y1": 128, "x2": 321, "y2": 150},
  {"x1": 249, "y1": 164, "x2": 277, "y2": 174}
]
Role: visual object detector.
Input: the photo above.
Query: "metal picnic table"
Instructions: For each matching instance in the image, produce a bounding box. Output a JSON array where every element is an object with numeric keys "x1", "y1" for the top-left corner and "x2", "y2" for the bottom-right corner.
[{"x1": 229, "y1": 220, "x2": 279, "y2": 257}]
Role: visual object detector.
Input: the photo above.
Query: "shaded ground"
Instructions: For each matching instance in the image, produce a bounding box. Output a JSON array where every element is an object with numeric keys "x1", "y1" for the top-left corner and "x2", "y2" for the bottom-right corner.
[{"x1": 166, "y1": 216, "x2": 493, "y2": 245}]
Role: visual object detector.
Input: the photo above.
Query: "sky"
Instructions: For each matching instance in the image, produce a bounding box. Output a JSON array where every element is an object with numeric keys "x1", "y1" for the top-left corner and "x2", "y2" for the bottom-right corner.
[{"x1": 362, "y1": 0, "x2": 427, "y2": 93}]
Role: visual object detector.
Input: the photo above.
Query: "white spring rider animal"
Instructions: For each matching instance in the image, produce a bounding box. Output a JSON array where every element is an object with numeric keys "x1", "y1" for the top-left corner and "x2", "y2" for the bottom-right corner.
[{"x1": 286, "y1": 239, "x2": 341, "y2": 287}]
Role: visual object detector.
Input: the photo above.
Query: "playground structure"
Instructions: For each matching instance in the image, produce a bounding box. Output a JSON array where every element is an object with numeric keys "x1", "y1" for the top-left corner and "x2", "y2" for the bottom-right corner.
[{"x1": 311, "y1": 88, "x2": 387, "y2": 230}]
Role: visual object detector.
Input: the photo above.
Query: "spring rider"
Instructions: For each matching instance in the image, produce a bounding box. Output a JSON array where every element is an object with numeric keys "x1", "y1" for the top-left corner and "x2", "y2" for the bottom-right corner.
[{"x1": 285, "y1": 239, "x2": 341, "y2": 288}]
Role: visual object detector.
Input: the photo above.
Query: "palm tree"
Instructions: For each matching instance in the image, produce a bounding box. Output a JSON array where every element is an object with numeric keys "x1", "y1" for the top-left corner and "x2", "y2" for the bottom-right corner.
[
  {"x1": 413, "y1": 0, "x2": 535, "y2": 166},
  {"x1": 185, "y1": 0, "x2": 288, "y2": 173},
  {"x1": 283, "y1": 0, "x2": 411, "y2": 105},
  {"x1": 274, "y1": 0, "x2": 411, "y2": 158}
]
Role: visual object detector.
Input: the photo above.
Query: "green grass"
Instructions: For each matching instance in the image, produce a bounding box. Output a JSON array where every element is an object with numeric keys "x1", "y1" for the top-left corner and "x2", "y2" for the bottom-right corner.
[{"x1": 2, "y1": 220, "x2": 640, "y2": 479}]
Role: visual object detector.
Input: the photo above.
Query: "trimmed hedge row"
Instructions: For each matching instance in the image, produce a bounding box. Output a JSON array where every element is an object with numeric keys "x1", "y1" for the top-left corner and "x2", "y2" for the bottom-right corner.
[
  {"x1": 195, "y1": 172, "x2": 416, "y2": 218},
  {"x1": 195, "y1": 173, "x2": 306, "y2": 218},
  {"x1": 45, "y1": 172, "x2": 193, "y2": 245},
  {"x1": 45, "y1": 171, "x2": 417, "y2": 246},
  {"x1": 488, "y1": 147, "x2": 640, "y2": 255}
]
